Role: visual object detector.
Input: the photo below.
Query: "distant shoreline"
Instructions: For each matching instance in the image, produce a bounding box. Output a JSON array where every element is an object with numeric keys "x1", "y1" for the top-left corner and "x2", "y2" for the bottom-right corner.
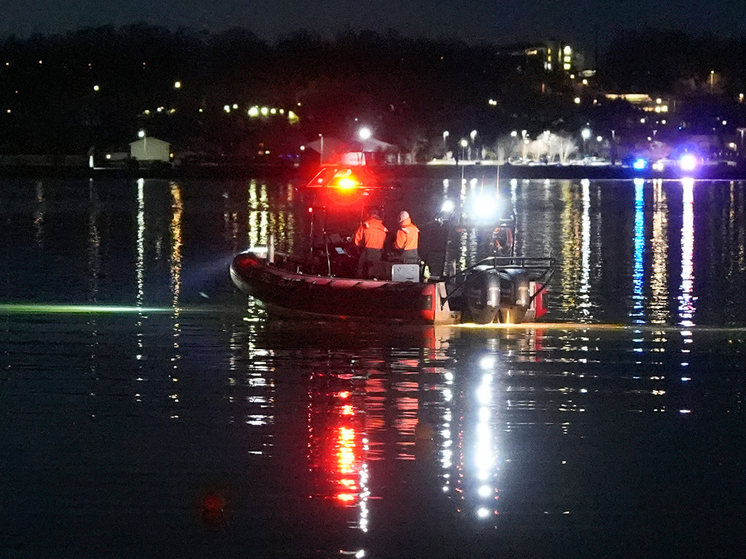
[{"x1": 1, "y1": 161, "x2": 745, "y2": 181}]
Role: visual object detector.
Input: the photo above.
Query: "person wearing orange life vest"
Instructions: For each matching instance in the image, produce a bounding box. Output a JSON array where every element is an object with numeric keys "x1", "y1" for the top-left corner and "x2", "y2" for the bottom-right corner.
[
  {"x1": 393, "y1": 210, "x2": 419, "y2": 263},
  {"x1": 353, "y1": 211, "x2": 388, "y2": 278}
]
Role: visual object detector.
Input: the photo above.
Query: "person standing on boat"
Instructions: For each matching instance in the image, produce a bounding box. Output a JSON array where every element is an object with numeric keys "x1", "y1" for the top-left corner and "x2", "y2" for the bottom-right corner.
[
  {"x1": 354, "y1": 211, "x2": 388, "y2": 278},
  {"x1": 393, "y1": 211, "x2": 419, "y2": 263}
]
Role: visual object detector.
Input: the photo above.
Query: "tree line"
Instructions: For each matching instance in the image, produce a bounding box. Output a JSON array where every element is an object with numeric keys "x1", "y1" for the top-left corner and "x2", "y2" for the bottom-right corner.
[{"x1": 1, "y1": 24, "x2": 744, "y2": 159}]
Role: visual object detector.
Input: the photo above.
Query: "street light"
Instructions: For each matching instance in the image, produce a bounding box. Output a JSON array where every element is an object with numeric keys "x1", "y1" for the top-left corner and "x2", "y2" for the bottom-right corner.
[
  {"x1": 460, "y1": 139, "x2": 468, "y2": 163},
  {"x1": 358, "y1": 127, "x2": 372, "y2": 140}
]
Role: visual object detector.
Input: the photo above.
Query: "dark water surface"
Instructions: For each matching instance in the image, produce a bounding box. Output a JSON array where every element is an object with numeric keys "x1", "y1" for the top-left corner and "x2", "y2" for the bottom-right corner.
[{"x1": 1, "y1": 176, "x2": 745, "y2": 558}]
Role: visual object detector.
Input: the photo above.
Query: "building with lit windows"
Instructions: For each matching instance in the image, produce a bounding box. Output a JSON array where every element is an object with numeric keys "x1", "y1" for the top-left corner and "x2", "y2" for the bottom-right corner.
[{"x1": 519, "y1": 41, "x2": 584, "y2": 74}]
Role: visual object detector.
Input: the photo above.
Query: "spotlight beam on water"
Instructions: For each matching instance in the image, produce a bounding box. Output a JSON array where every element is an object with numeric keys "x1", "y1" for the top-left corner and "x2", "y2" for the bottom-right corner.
[{"x1": 0, "y1": 304, "x2": 174, "y2": 314}]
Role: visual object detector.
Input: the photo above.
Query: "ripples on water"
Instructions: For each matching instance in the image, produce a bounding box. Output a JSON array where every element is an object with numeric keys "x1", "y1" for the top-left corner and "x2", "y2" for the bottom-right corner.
[{"x1": 1, "y1": 177, "x2": 745, "y2": 558}]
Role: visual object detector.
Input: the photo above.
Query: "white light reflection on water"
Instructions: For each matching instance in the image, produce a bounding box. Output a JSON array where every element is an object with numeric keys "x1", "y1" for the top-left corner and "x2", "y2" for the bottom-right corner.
[
  {"x1": 678, "y1": 179, "x2": 696, "y2": 367},
  {"x1": 558, "y1": 180, "x2": 597, "y2": 322},
  {"x1": 248, "y1": 179, "x2": 270, "y2": 249},
  {"x1": 168, "y1": 182, "x2": 183, "y2": 416},
  {"x1": 650, "y1": 179, "x2": 670, "y2": 324},
  {"x1": 678, "y1": 178, "x2": 696, "y2": 327},
  {"x1": 472, "y1": 363, "x2": 497, "y2": 520},
  {"x1": 579, "y1": 179, "x2": 592, "y2": 318},
  {"x1": 446, "y1": 352, "x2": 500, "y2": 520}
]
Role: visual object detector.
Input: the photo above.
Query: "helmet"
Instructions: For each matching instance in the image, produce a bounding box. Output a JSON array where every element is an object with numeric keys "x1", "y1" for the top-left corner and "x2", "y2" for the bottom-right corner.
[{"x1": 398, "y1": 211, "x2": 410, "y2": 223}]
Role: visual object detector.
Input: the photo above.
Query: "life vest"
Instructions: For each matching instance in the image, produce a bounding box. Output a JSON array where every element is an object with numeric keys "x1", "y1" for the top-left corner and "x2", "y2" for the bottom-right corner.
[
  {"x1": 354, "y1": 217, "x2": 387, "y2": 250},
  {"x1": 394, "y1": 218, "x2": 419, "y2": 251}
]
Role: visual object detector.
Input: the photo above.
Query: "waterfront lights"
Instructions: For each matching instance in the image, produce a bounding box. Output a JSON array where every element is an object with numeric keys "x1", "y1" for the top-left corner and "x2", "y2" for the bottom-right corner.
[{"x1": 679, "y1": 153, "x2": 699, "y2": 173}]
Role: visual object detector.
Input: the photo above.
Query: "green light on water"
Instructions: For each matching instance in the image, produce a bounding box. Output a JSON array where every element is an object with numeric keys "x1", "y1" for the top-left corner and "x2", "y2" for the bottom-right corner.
[{"x1": 0, "y1": 304, "x2": 173, "y2": 314}]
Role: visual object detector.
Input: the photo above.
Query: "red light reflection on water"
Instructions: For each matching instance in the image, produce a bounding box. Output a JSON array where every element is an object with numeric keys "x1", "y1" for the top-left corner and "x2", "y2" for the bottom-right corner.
[{"x1": 308, "y1": 377, "x2": 366, "y2": 510}]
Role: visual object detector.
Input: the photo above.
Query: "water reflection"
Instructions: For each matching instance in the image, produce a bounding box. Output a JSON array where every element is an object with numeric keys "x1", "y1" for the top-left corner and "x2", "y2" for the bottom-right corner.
[
  {"x1": 678, "y1": 178, "x2": 696, "y2": 327},
  {"x1": 650, "y1": 179, "x2": 670, "y2": 324},
  {"x1": 556, "y1": 180, "x2": 601, "y2": 322},
  {"x1": 169, "y1": 182, "x2": 183, "y2": 417},
  {"x1": 307, "y1": 373, "x2": 370, "y2": 532},
  {"x1": 631, "y1": 178, "x2": 645, "y2": 323},
  {"x1": 228, "y1": 319, "x2": 746, "y2": 556},
  {"x1": 4, "y1": 175, "x2": 746, "y2": 557},
  {"x1": 33, "y1": 180, "x2": 45, "y2": 247}
]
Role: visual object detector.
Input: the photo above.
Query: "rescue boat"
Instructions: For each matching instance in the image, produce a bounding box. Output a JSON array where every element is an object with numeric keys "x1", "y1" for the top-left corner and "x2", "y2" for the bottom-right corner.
[
  {"x1": 230, "y1": 247, "x2": 552, "y2": 324},
  {"x1": 230, "y1": 160, "x2": 555, "y2": 324}
]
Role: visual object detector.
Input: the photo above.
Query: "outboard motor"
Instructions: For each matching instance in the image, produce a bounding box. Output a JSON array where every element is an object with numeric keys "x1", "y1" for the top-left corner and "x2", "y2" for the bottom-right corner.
[{"x1": 465, "y1": 269, "x2": 501, "y2": 324}]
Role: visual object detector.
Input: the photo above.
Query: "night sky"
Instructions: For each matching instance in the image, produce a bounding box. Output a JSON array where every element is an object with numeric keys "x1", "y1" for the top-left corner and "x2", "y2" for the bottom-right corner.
[{"x1": 5, "y1": 0, "x2": 746, "y2": 50}]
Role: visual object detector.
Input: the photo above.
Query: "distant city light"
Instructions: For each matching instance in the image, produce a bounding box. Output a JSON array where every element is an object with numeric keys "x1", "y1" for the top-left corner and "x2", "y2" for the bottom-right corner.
[
  {"x1": 679, "y1": 153, "x2": 699, "y2": 172},
  {"x1": 248, "y1": 106, "x2": 259, "y2": 117},
  {"x1": 93, "y1": 85, "x2": 100, "y2": 91},
  {"x1": 174, "y1": 81, "x2": 181, "y2": 89}
]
